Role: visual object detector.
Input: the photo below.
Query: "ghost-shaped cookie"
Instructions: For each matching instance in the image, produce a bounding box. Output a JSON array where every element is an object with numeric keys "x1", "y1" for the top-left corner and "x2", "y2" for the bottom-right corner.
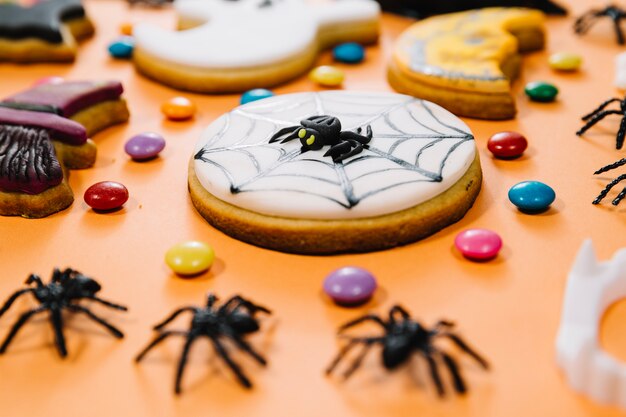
[{"x1": 133, "y1": 0, "x2": 380, "y2": 93}]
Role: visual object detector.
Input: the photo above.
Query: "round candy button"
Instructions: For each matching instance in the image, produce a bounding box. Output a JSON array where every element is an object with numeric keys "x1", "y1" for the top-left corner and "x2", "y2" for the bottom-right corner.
[
  {"x1": 333, "y1": 42, "x2": 365, "y2": 64},
  {"x1": 455, "y1": 229, "x2": 502, "y2": 261},
  {"x1": 165, "y1": 241, "x2": 215, "y2": 276},
  {"x1": 524, "y1": 81, "x2": 558, "y2": 102},
  {"x1": 241, "y1": 88, "x2": 274, "y2": 105},
  {"x1": 108, "y1": 36, "x2": 135, "y2": 59},
  {"x1": 84, "y1": 181, "x2": 129, "y2": 211},
  {"x1": 309, "y1": 65, "x2": 345, "y2": 87},
  {"x1": 549, "y1": 52, "x2": 582, "y2": 72},
  {"x1": 323, "y1": 266, "x2": 377, "y2": 306},
  {"x1": 120, "y1": 22, "x2": 134, "y2": 36},
  {"x1": 508, "y1": 181, "x2": 556, "y2": 212},
  {"x1": 487, "y1": 131, "x2": 528, "y2": 159},
  {"x1": 125, "y1": 132, "x2": 166, "y2": 161},
  {"x1": 161, "y1": 96, "x2": 196, "y2": 121}
]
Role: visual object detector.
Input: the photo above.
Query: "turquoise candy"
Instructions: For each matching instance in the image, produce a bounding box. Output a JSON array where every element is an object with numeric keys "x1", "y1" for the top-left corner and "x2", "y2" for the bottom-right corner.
[
  {"x1": 508, "y1": 181, "x2": 556, "y2": 212},
  {"x1": 240, "y1": 89, "x2": 274, "y2": 105},
  {"x1": 333, "y1": 42, "x2": 365, "y2": 64},
  {"x1": 108, "y1": 36, "x2": 135, "y2": 59},
  {"x1": 524, "y1": 81, "x2": 558, "y2": 102}
]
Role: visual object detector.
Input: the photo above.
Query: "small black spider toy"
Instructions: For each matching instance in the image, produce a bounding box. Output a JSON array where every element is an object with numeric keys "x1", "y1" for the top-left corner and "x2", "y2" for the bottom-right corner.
[
  {"x1": 592, "y1": 158, "x2": 626, "y2": 205},
  {"x1": 0, "y1": 268, "x2": 127, "y2": 358},
  {"x1": 135, "y1": 293, "x2": 271, "y2": 394},
  {"x1": 576, "y1": 97, "x2": 626, "y2": 149},
  {"x1": 269, "y1": 115, "x2": 372, "y2": 163},
  {"x1": 326, "y1": 305, "x2": 489, "y2": 396},
  {"x1": 575, "y1": 5, "x2": 626, "y2": 44}
]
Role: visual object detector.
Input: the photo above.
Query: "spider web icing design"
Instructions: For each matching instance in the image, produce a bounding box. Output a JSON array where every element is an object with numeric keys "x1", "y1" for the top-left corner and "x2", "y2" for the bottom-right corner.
[{"x1": 193, "y1": 92, "x2": 476, "y2": 220}]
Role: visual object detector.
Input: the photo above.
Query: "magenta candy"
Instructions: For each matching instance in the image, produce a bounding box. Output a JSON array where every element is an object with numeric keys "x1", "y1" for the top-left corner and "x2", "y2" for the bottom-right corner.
[
  {"x1": 84, "y1": 181, "x2": 129, "y2": 211},
  {"x1": 125, "y1": 132, "x2": 166, "y2": 161},
  {"x1": 454, "y1": 229, "x2": 502, "y2": 261},
  {"x1": 323, "y1": 266, "x2": 377, "y2": 306}
]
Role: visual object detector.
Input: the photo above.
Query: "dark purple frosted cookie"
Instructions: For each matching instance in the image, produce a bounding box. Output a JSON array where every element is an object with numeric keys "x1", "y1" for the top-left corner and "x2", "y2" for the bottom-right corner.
[
  {"x1": 0, "y1": 106, "x2": 87, "y2": 145},
  {"x1": 0, "y1": 0, "x2": 94, "y2": 62},
  {"x1": 3, "y1": 81, "x2": 124, "y2": 118},
  {"x1": 0, "y1": 79, "x2": 129, "y2": 218}
]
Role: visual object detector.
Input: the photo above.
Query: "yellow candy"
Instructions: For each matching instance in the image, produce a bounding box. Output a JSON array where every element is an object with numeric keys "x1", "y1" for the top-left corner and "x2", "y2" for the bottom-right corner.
[
  {"x1": 309, "y1": 65, "x2": 344, "y2": 87},
  {"x1": 549, "y1": 52, "x2": 582, "y2": 72},
  {"x1": 165, "y1": 241, "x2": 215, "y2": 276}
]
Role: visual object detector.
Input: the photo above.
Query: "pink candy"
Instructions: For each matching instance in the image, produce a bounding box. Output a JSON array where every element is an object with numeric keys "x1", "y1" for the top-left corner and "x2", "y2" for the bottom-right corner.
[{"x1": 454, "y1": 229, "x2": 502, "y2": 261}]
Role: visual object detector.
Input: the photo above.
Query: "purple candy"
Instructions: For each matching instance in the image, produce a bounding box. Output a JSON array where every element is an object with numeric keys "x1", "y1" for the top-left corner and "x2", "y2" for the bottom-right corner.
[
  {"x1": 124, "y1": 132, "x2": 165, "y2": 161},
  {"x1": 323, "y1": 266, "x2": 377, "y2": 306}
]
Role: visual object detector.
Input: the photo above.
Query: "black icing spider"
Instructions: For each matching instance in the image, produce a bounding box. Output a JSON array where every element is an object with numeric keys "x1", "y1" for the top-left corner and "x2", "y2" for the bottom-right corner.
[
  {"x1": 575, "y1": 5, "x2": 626, "y2": 44},
  {"x1": 0, "y1": 268, "x2": 127, "y2": 357},
  {"x1": 592, "y1": 158, "x2": 626, "y2": 205},
  {"x1": 326, "y1": 305, "x2": 489, "y2": 396},
  {"x1": 269, "y1": 115, "x2": 372, "y2": 162},
  {"x1": 136, "y1": 293, "x2": 271, "y2": 394},
  {"x1": 576, "y1": 97, "x2": 626, "y2": 149}
]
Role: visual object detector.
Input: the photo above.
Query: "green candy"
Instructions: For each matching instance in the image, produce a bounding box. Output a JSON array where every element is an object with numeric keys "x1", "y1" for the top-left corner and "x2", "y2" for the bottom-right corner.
[{"x1": 524, "y1": 81, "x2": 558, "y2": 102}]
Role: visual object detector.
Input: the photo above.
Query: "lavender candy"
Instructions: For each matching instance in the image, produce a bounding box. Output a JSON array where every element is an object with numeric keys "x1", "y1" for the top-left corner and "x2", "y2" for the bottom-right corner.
[{"x1": 124, "y1": 132, "x2": 165, "y2": 161}]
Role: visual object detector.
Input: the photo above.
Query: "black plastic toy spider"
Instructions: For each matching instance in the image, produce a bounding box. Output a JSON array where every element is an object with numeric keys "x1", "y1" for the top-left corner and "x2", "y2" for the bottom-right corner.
[
  {"x1": 326, "y1": 305, "x2": 489, "y2": 396},
  {"x1": 0, "y1": 268, "x2": 127, "y2": 358},
  {"x1": 136, "y1": 293, "x2": 271, "y2": 394},
  {"x1": 576, "y1": 97, "x2": 626, "y2": 149},
  {"x1": 575, "y1": 5, "x2": 626, "y2": 44},
  {"x1": 269, "y1": 115, "x2": 372, "y2": 162},
  {"x1": 592, "y1": 158, "x2": 626, "y2": 205}
]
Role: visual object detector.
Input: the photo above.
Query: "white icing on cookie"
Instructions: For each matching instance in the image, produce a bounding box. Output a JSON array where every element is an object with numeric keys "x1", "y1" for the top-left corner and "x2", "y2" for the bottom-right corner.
[
  {"x1": 133, "y1": 0, "x2": 380, "y2": 68},
  {"x1": 193, "y1": 91, "x2": 477, "y2": 220}
]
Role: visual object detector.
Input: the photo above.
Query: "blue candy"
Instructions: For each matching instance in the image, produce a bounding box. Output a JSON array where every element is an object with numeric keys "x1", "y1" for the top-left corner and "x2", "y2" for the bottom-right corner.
[
  {"x1": 108, "y1": 36, "x2": 135, "y2": 59},
  {"x1": 240, "y1": 88, "x2": 274, "y2": 105},
  {"x1": 332, "y1": 43, "x2": 365, "y2": 64},
  {"x1": 508, "y1": 181, "x2": 556, "y2": 212}
]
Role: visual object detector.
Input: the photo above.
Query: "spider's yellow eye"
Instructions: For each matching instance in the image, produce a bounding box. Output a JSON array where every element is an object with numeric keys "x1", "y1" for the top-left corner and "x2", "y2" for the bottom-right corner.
[
  {"x1": 298, "y1": 129, "x2": 306, "y2": 139},
  {"x1": 306, "y1": 135, "x2": 315, "y2": 146}
]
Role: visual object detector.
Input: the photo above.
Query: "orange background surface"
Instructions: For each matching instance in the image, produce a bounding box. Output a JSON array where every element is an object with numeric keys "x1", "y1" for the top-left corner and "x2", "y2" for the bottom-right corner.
[{"x1": 1, "y1": 1, "x2": 626, "y2": 416}]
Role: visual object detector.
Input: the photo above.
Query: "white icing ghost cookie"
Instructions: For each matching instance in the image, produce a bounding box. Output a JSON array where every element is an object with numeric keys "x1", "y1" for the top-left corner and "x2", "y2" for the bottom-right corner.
[
  {"x1": 188, "y1": 91, "x2": 482, "y2": 254},
  {"x1": 133, "y1": 0, "x2": 380, "y2": 93}
]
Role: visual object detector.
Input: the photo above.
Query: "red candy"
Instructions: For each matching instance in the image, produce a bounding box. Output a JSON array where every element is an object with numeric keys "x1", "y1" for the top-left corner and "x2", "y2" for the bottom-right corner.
[
  {"x1": 84, "y1": 181, "x2": 129, "y2": 211},
  {"x1": 487, "y1": 131, "x2": 528, "y2": 159}
]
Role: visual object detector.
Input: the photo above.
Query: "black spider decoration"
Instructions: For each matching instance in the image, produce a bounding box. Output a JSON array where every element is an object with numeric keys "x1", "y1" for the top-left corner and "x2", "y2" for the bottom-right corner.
[
  {"x1": 592, "y1": 158, "x2": 626, "y2": 205},
  {"x1": 574, "y1": 5, "x2": 626, "y2": 44},
  {"x1": 0, "y1": 268, "x2": 127, "y2": 358},
  {"x1": 135, "y1": 293, "x2": 271, "y2": 394},
  {"x1": 326, "y1": 305, "x2": 489, "y2": 396},
  {"x1": 576, "y1": 97, "x2": 626, "y2": 150},
  {"x1": 269, "y1": 115, "x2": 372, "y2": 162}
]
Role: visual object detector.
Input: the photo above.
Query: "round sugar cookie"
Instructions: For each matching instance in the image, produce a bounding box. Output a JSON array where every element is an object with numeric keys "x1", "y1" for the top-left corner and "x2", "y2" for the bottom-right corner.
[{"x1": 189, "y1": 91, "x2": 481, "y2": 254}]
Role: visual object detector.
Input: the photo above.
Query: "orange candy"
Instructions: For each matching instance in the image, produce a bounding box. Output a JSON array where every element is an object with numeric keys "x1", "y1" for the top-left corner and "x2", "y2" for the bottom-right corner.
[
  {"x1": 119, "y1": 22, "x2": 133, "y2": 36},
  {"x1": 161, "y1": 97, "x2": 196, "y2": 121}
]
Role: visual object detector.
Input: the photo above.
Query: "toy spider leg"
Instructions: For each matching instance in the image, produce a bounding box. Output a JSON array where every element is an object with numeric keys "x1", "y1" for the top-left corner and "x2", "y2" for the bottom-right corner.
[
  {"x1": 592, "y1": 158, "x2": 626, "y2": 205},
  {"x1": 135, "y1": 293, "x2": 271, "y2": 393},
  {"x1": 575, "y1": 5, "x2": 626, "y2": 44},
  {"x1": 0, "y1": 268, "x2": 127, "y2": 357},
  {"x1": 326, "y1": 305, "x2": 489, "y2": 396},
  {"x1": 576, "y1": 97, "x2": 626, "y2": 149}
]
